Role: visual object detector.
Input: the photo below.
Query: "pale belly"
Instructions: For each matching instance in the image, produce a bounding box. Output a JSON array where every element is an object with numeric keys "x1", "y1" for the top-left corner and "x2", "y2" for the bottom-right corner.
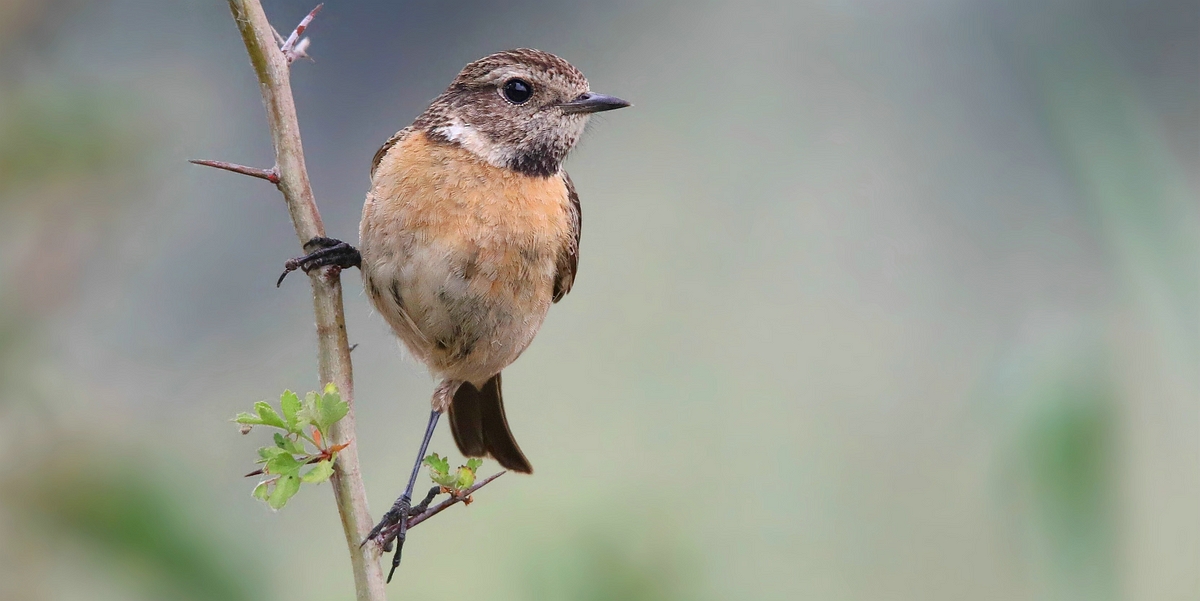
[{"x1": 361, "y1": 232, "x2": 556, "y2": 385}]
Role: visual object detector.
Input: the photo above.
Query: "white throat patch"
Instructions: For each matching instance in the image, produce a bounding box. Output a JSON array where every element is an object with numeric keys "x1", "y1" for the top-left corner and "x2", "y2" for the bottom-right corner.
[{"x1": 434, "y1": 118, "x2": 516, "y2": 170}]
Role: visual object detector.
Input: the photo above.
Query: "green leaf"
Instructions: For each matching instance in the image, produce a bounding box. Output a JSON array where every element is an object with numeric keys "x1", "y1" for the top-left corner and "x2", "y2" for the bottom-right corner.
[
  {"x1": 265, "y1": 452, "x2": 302, "y2": 477},
  {"x1": 425, "y1": 453, "x2": 457, "y2": 487},
  {"x1": 251, "y1": 480, "x2": 270, "y2": 501},
  {"x1": 431, "y1": 472, "x2": 457, "y2": 488},
  {"x1": 424, "y1": 453, "x2": 449, "y2": 476},
  {"x1": 258, "y1": 446, "x2": 288, "y2": 461},
  {"x1": 465, "y1": 458, "x2": 483, "y2": 472},
  {"x1": 293, "y1": 385, "x2": 349, "y2": 438},
  {"x1": 283, "y1": 438, "x2": 306, "y2": 455},
  {"x1": 267, "y1": 474, "x2": 300, "y2": 510},
  {"x1": 296, "y1": 393, "x2": 315, "y2": 428},
  {"x1": 301, "y1": 460, "x2": 334, "y2": 484},
  {"x1": 279, "y1": 390, "x2": 301, "y2": 432},
  {"x1": 455, "y1": 465, "x2": 476, "y2": 490},
  {"x1": 254, "y1": 401, "x2": 288, "y2": 430},
  {"x1": 271, "y1": 432, "x2": 304, "y2": 455},
  {"x1": 314, "y1": 387, "x2": 349, "y2": 438},
  {"x1": 233, "y1": 412, "x2": 264, "y2": 425}
]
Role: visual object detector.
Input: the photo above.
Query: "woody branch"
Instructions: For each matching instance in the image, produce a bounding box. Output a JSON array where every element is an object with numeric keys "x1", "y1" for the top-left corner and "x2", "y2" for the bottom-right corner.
[
  {"x1": 194, "y1": 3, "x2": 503, "y2": 600},
  {"x1": 201, "y1": 2, "x2": 384, "y2": 599}
]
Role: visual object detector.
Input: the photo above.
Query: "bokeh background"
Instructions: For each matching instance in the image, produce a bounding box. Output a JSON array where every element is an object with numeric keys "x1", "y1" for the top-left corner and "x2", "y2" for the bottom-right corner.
[{"x1": 1, "y1": 0, "x2": 1196, "y2": 600}]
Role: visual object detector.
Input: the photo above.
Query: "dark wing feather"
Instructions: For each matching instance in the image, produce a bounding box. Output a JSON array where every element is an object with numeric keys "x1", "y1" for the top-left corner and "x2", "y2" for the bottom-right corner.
[
  {"x1": 370, "y1": 127, "x2": 413, "y2": 177},
  {"x1": 553, "y1": 171, "x2": 582, "y2": 303}
]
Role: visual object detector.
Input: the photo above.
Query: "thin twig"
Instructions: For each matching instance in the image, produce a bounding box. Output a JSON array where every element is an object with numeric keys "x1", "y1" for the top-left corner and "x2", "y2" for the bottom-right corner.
[
  {"x1": 377, "y1": 471, "x2": 506, "y2": 545},
  {"x1": 220, "y1": 2, "x2": 385, "y2": 600},
  {"x1": 409, "y1": 471, "x2": 505, "y2": 528},
  {"x1": 189, "y1": 159, "x2": 279, "y2": 184},
  {"x1": 280, "y1": 3, "x2": 322, "y2": 63}
]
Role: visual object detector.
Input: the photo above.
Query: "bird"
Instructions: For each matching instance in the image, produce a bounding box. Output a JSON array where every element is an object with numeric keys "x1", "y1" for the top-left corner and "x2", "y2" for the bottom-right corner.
[{"x1": 277, "y1": 48, "x2": 628, "y2": 579}]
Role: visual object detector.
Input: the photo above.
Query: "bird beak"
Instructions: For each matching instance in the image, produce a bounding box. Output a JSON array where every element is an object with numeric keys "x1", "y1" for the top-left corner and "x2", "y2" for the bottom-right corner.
[{"x1": 558, "y1": 92, "x2": 631, "y2": 114}]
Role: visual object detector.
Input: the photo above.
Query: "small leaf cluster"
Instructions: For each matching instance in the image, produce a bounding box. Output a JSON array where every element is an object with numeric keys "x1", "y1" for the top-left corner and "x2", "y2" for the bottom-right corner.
[
  {"x1": 424, "y1": 453, "x2": 482, "y2": 495},
  {"x1": 234, "y1": 384, "x2": 349, "y2": 509}
]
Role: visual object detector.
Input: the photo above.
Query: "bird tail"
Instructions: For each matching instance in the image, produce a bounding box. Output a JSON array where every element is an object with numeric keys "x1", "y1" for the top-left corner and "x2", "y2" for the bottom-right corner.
[{"x1": 448, "y1": 373, "x2": 533, "y2": 474}]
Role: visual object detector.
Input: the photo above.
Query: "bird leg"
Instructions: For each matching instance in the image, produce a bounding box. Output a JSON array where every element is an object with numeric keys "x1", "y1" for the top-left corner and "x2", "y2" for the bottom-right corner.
[
  {"x1": 277, "y1": 236, "x2": 361, "y2": 286},
  {"x1": 363, "y1": 378, "x2": 461, "y2": 582}
]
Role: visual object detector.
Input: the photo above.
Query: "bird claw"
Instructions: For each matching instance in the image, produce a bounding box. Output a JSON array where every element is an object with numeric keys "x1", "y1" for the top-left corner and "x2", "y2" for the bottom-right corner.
[{"x1": 277, "y1": 237, "x2": 361, "y2": 286}]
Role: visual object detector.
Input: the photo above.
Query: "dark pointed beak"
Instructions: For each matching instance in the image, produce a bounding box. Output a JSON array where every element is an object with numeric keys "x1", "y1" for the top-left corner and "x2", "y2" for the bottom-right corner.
[{"x1": 558, "y1": 92, "x2": 631, "y2": 114}]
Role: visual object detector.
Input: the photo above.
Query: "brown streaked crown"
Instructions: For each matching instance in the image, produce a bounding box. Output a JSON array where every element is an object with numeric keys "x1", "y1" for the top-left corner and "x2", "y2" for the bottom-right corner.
[{"x1": 412, "y1": 49, "x2": 596, "y2": 177}]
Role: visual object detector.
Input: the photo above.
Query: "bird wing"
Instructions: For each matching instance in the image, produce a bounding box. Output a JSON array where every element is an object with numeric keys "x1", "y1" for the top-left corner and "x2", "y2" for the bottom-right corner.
[{"x1": 553, "y1": 171, "x2": 581, "y2": 303}]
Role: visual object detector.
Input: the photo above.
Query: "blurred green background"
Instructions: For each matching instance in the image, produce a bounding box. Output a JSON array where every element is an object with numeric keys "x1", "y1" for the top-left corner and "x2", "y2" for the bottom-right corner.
[{"x1": 0, "y1": 1, "x2": 1196, "y2": 600}]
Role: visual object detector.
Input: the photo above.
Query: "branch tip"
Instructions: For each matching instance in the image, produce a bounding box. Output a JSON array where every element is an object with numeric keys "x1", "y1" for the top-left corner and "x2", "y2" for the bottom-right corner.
[{"x1": 280, "y1": 4, "x2": 323, "y2": 63}]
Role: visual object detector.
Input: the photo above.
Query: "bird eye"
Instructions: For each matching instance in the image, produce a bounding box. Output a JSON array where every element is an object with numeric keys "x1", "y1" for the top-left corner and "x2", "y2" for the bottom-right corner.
[{"x1": 502, "y1": 79, "x2": 533, "y2": 104}]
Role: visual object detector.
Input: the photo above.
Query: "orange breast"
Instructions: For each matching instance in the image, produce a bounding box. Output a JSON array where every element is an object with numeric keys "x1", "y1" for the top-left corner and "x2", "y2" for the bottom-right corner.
[{"x1": 365, "y1": 130, "x2": 571, "y2": 277}]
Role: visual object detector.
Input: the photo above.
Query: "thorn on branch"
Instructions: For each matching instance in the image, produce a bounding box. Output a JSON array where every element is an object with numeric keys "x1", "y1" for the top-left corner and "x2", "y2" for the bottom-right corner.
[
  {"x1": 280, "y1": 4, "x2": 323, "y2": 64},
  {"x1": 189, "y1": 159, "x2": 280, "y2": 184}
]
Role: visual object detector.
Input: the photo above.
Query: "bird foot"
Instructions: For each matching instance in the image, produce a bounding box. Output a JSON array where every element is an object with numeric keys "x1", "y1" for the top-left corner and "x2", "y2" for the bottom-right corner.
[
  {"x1": 277, "y1": 237, "x2": 361, "y2": 286},
  {"x1": 362, "y1": 486, "x2": 440, "y2": 582}
]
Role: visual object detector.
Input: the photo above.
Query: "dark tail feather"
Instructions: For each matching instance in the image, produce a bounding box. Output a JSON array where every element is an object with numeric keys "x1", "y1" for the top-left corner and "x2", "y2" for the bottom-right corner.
[
  {"x1": 448, "y1": 373, "x2": 533, "y2": 474},
  {"x1": 448, "y1": 380, "x2": 486, "y2": 458}
]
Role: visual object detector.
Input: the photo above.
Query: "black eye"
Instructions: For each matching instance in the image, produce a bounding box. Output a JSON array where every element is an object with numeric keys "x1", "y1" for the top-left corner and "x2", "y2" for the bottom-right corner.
[{"x1": 502, "y1": 79, "x2": 532, "y2": 104}]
